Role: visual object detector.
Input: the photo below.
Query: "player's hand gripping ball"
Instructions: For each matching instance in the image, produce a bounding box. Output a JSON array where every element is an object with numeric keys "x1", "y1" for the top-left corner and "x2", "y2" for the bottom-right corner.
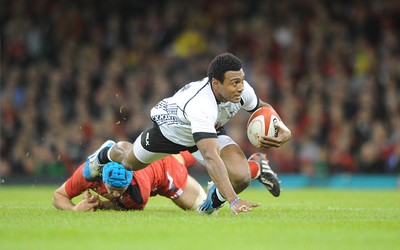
[{"x1": 247, "y1": 107, "x2": 281, "y2": 148}]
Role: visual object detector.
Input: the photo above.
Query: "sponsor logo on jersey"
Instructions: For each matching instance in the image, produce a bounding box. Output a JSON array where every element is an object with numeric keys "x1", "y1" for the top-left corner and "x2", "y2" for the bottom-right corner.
[{"x1": 145, "y1": 133, "x2": 150, "y2": 146}]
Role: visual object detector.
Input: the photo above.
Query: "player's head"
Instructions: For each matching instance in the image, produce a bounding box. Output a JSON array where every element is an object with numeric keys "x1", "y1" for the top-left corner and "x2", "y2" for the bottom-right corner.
[
  {"x1": 207, "y1": 53, "x2": 242, "y2": 83},
  {"x1": 102, "y1": 162, "x2": 133, "y2": 197},
  {"x1": 208, "y1": 53, "x2": 245, "y2": 103}
]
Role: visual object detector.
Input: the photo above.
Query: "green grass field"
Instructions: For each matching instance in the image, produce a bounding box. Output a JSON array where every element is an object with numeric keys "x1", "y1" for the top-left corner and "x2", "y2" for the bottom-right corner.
[{"x1": 0, "y1": 185, "x2": 399, "y2": 250}]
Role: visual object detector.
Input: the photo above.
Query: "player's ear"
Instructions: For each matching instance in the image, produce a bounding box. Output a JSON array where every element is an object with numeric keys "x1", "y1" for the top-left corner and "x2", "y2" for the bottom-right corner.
[{"x1": 211, "y1": 78, "x2": 221, "y2": 87}]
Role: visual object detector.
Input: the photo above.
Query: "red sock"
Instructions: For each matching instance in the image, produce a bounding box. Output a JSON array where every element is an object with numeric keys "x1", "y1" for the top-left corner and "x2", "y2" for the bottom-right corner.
[{"x1": 248, "y1": 161, "x2": 260, "y2": 179}]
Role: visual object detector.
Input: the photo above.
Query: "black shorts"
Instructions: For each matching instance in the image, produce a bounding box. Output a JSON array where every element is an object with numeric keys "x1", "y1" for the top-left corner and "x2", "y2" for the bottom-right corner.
[{"x1": 140, "y1": 123, "x2": 199, "y2": 154}]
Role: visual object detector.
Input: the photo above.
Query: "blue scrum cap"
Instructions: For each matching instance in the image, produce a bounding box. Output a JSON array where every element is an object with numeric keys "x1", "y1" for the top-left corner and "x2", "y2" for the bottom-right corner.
[{"x1": 102, "y1": 162, "x2": 133, "y2": 188}]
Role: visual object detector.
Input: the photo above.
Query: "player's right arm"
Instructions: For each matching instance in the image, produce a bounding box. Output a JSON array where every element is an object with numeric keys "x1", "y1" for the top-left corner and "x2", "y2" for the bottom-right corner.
[
  {"x1": 53, "y1": 164, "x2": 100, "y2": 211},
  {"x1": 196, "y1": 138, "x2": 260, "y2": 215},
  {"x1": 196, "y1": 138, "x2": 237, "y2": 202},
  {"x1": 53, "y1": 183, "x2": 99, "y2": 211}
]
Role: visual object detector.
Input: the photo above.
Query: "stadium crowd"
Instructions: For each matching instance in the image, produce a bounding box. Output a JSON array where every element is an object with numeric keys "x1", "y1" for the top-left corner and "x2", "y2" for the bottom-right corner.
[{"x1": 1, "y1": 0, "x2": 399, "y2": 179}]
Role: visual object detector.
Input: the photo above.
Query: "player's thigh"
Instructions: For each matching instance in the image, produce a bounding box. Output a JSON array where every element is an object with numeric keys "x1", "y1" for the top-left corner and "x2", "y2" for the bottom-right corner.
[
  {"x1": 133, "y1": 126, "x2": 192, "y2": 165},
  {"x1": 172, "y1": 175, "x2": 206, "y2": 210},
  {"x1": 132, "y1": 132, "x2": 171, "y2": 165},
  {"x1": 220, "y1": 143, "x2": 251, "y2": 185},
  {"x1": 192, "y1": 135, "x2": 250, "y2": 182},
  {"x1": 192, "y1": 135, "x2": 239, "y2": 165}
]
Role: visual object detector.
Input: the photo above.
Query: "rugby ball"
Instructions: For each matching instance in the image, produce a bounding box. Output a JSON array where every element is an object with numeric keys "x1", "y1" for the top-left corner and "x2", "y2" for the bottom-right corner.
[{"x1": 247, "y1": 107, "x2": 281, "y2": 148}]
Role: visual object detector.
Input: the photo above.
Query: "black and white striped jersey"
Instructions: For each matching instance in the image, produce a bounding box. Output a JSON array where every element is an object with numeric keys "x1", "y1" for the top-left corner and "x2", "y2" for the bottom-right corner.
[{"x1": 150, "y1": 77, "x2": 259, "y2": 147}]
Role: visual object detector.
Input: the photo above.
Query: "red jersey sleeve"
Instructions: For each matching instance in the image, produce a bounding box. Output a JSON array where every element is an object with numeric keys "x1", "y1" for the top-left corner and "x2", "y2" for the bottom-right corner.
[
  {"x1": 64, "y1": 163, "x2": 98, "y2": 198},
  {"x1": 179, "y1": 150, "x2": 196, "y2": 167}
]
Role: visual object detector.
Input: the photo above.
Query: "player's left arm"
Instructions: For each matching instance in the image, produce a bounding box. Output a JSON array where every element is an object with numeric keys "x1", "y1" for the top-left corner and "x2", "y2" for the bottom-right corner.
[
  {"x1": 242, "y1": 81, "x2": 291, "y2": 148},
  {"x1": 257, "y1": 100, "x2": 291, "y2": 148}
]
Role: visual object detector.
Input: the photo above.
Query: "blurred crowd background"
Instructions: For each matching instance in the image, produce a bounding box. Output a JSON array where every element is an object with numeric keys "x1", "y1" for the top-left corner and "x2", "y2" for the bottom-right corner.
[{"x1": 1, "y1": 0, "x2": 399, "y2": 181}]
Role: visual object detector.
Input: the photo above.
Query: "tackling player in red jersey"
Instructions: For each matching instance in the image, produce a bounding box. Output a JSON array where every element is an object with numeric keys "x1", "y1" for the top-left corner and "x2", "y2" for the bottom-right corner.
[{"x1": 53, "y1": 143, "x2": 206, "y2": 211}]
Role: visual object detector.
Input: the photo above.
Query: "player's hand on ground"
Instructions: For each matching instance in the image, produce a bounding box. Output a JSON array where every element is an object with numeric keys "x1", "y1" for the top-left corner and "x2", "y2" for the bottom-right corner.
[
  {"x1": 83, "y1": 190, "x2": 100, "y2": 204},
  {"x1": 74, "y1": 191, "x2": 100, "y2": 212},
  {"x1": 229, "y1": 198, "x2": 261, "y2": 215},
  {"x1": 260, "y1": 121, "x2": 291, "y2": 148}
]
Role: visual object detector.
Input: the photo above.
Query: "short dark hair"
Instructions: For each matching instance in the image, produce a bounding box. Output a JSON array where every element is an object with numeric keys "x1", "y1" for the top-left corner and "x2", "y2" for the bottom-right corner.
[{"x1": 207, "y1": 53, "x2": 242, "y2": 83}]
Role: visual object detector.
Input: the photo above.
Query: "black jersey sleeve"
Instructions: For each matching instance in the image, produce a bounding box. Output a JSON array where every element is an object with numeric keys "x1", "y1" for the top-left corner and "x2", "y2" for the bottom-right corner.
[{"x1": 193, "y1": 132, "x2": 218, "y2": 143}]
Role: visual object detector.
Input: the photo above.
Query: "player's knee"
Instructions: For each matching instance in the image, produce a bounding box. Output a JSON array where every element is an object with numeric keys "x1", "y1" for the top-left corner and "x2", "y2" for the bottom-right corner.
[
  {"x1": 110, "y1": 142, "x2": 130, "y2": 163},
  {"x1": 191, "y1": 185, "x2": 207, "y2": 211},
  {"x1": 116, "y1": 141, "x2": 132, "y2": 151},
  {"x1": 230, "y1": 171, "x2": 251, "y2": 193}
]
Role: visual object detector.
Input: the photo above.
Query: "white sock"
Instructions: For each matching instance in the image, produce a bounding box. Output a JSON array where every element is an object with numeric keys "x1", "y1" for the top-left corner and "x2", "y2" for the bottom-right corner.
[
  {"x1": 215, "y1": 188, "x2": 226, "y2": 202},
  {"x1": 107, "y1": 145, "x2": 114, "y2": 162}
]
